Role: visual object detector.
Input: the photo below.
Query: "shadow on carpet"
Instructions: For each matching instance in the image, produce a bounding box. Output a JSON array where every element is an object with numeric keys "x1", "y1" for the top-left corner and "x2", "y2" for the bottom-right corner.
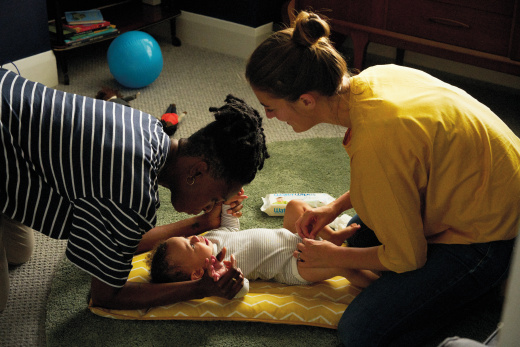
[{"x1": 46, "y1": 138, "x2": 503, "y2": 346}]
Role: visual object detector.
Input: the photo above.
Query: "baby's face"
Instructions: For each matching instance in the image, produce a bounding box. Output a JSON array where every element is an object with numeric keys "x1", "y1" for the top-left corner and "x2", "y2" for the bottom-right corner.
[{"x1": 165, "y1": 235, "x2": 214, "y2": 276}]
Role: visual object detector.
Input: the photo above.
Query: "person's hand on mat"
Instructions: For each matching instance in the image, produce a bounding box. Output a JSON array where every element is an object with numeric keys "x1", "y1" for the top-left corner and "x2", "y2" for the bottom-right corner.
[
  {"x1": 224, "y1": 187, "x2": 248, "y2": 217},
  {"x1": 295, "y1": 205, "x2": 338, "y2": 239},
  {"x1": 293, "y1": 238, "x2": 340, "y2": 268}
]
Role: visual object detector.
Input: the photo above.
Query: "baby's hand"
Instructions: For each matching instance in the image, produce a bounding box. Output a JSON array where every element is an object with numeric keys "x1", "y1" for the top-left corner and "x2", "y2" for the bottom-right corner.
[
  {"x1": 209, "y1": 255, "x2": 228, "y2": 282},
  {"x1": 223, "y1": 254, "x2": 238, "y2": 270}
]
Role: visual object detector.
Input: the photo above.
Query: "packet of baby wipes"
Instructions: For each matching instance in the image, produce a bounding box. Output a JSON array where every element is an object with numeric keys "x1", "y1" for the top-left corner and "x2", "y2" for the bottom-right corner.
[{"x1": 261, "y1": 193, "x2": 335, "y2": 216}]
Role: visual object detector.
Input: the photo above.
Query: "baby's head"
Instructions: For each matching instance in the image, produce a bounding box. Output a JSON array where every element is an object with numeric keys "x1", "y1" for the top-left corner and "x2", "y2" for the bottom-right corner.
[{"x1": 148, "y1": 235, "x2": 215, "y2": 283}]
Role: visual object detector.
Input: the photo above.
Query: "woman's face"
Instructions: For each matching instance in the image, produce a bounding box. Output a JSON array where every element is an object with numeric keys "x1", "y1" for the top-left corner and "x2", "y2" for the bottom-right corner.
[
  {"x1": 170, "y1": 174, "x2": 241, "y2": 215},
  {"x1": 252, "y1": 88, "x2": 315, "y2": 133}
]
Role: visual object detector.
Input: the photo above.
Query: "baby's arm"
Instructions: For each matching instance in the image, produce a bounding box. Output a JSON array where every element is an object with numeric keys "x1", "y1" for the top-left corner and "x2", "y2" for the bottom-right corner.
[{"x1": 220, "y1": 204, "x2": 240, "y2": 231}]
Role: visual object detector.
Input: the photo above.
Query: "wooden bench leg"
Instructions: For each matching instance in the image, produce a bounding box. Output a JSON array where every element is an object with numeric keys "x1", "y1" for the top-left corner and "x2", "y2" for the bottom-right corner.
[
  {"x1": 55, "y1": 51, "x2": 70, "y2": 85},
  {"x1": 169, "y1": 18, "x2": 181, "y2": 46},
  {"x1": 350, "y1": 30, "x2": 369, "y2": 71},
  {"x1": 396, "y1": 48, "x2": 405, "y2": 65}
]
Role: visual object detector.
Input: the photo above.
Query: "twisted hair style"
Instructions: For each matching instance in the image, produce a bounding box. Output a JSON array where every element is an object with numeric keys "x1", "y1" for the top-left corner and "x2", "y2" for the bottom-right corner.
[
  {"x1": 148, "y1": 242, "x2": 191, "y2": 283},
  {"x1": 180, "y1": 94, "x2": 269, "y2": 186},
  {"x1": 246, "y1": 11, "x2": 348, "y2": 102}
]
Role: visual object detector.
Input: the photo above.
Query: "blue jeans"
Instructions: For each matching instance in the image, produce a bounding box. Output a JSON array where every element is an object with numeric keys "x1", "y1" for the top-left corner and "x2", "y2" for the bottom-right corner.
[{"x1": 338, "y1": 215, "x2": 515, "y2": 347}]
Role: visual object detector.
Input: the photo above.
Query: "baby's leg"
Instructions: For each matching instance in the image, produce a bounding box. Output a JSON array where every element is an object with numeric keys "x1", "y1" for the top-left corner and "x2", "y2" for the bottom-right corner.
[
  {"x1": 297, "y1": 263, "x2": 379, "y2": 289},
  {"x1": 282, "y1": 199, "x2": 307, "y2": 233}
]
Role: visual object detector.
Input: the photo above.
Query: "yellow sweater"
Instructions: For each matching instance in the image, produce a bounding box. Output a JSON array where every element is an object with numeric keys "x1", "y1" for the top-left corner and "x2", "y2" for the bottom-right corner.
[{"x1": 344, "y1": 65, "x2": 520, "y2": 273}]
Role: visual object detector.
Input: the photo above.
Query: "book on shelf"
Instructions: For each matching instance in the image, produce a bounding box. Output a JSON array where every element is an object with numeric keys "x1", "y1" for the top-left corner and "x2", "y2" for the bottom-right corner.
[
  {"x1": 64, "y1": 26, "x2": 119, "y2": 47},
  {"x1": 48, "y1": 24, "x2": 77, "y2": 39},
  {"x1": 65, "y1": 9, "x2": 104, "y2": 25},
  {"x1": 63, "y1": 21, "x2": 111, "y2": 33}
]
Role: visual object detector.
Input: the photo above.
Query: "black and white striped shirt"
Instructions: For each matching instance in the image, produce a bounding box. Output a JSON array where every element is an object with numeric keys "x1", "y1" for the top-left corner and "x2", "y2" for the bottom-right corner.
[{"x1": 0, "y1": 68, "x2": 170, "y2": 287}]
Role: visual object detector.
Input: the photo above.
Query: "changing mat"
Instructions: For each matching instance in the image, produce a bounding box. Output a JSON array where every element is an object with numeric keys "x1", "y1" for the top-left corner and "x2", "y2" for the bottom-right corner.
[{"x1": 89, "y1": 251, "x2": 362, "y2": 329}]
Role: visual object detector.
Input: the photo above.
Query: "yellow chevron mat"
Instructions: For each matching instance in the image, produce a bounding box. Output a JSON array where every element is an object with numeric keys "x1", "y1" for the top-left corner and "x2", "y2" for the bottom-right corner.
[{"x1": 89, "y1": 251, "x2": 362, "y2": 329}]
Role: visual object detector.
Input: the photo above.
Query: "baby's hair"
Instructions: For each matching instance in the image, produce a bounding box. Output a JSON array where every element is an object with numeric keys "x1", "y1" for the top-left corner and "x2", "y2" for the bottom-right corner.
[
  {"x1": 148, "y1": 242, "x2": 191, "y2": 283},
  {"x1": 179, "y1": 94, "x2": 269, "y2": 186},
  {"x1": 246, "y1": 11, "x2": 348, "y2": 102}
]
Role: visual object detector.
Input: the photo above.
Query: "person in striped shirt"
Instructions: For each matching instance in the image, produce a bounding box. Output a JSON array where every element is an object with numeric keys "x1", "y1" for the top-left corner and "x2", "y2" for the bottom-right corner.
[
  {"x1": 148, "y1": 198, "x2": 375, "y2": 290},
  {"x1": 0, "y1": 68, "x2": 269, "y2": 311}
]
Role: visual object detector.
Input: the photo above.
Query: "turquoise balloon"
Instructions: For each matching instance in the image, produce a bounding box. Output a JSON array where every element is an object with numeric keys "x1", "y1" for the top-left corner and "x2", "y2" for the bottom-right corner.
[{"x1": 107, "y1": 31, "x2": 163, "y2": 88}]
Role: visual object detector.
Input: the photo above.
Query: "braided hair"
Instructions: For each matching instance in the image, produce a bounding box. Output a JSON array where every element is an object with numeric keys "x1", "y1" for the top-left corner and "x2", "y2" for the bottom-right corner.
[{"x1": 180, "y1": 94, "x2": 269, "y2": 186}]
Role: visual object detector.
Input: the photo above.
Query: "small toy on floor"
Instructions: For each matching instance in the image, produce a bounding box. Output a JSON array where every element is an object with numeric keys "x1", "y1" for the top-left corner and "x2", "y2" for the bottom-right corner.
[
  {"x1": 95, "y1": 86, "x2": 140, "y2": 107},
  {"x1": 161, "y1": 103, "x2": 186, "y2": 136}
]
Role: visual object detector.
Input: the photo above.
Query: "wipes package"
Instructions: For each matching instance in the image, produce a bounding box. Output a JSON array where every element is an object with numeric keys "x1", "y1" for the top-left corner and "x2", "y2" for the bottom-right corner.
[{"x1": 261, "y1": 193, "x2": 335, "y2": 216}]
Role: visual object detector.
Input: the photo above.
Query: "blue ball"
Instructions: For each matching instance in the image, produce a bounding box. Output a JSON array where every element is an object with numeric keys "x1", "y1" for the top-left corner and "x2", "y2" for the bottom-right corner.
[{"x1": 107, "y1": 31, "x2": 163, "y2": 88}]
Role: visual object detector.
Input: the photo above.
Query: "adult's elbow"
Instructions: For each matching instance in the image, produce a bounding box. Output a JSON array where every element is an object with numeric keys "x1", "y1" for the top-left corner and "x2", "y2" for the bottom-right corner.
[{"x1": 90, "y1": 277, "x2": 120, "y2": 308}]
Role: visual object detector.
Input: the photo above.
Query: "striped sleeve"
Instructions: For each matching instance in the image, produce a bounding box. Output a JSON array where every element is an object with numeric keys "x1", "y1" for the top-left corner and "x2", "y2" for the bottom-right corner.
[{"x1": 66, "y1": 197, "x2": 154, "y2": 287}]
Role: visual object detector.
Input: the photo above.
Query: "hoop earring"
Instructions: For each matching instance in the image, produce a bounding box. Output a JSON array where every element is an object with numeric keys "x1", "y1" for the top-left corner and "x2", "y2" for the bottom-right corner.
[{"x1": 186, "y1": 175, "x2": 195, "y2": 186}]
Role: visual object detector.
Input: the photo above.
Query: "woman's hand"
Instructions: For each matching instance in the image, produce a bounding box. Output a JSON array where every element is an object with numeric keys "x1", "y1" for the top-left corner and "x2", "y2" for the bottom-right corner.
[
  {"x1": 295, "y1": 205, "x2": 338, "y2": 239},
  {"x1": 203, "y1": 201, "x2": 225, "y2": 230},
  {"x1": 293, "y1": 238, "x2": 341, "y2": 268},
  {"x1": 224, "y1": 188, "x2": 248, "y2": 217}
]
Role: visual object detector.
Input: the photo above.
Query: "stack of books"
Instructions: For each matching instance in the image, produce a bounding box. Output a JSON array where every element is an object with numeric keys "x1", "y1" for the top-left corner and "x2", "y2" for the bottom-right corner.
[{"x1": 50, "y1": 9, "x2": 119, "y2": 47}]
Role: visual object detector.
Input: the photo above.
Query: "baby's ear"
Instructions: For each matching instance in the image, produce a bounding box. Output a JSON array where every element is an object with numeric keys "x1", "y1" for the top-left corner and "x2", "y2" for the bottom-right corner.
[{"x1": 191, "y1": 267, "x2": 204, "y2": 281}]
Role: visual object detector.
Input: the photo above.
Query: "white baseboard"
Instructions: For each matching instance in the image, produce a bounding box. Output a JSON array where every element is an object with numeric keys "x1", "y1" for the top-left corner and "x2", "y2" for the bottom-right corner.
[
  {"x1": 176, "y1": 11, "x2": 273, "y2": 60},
  {"x1": 2, "y1": 50, "x2": 59, "y2": 87},
  {"x1": 152, "y1": 11, "x2": 520, "y2": 90}
]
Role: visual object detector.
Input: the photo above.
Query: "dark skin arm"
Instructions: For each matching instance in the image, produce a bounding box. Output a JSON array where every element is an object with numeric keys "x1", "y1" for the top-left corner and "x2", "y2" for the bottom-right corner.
[
  {"x1": 136, "y1": 190, "x2": 245, "y2": 254},
  {"x1": 91, "y1": 256, "x2": 243, "y2": 309},
  {"x1": 136, "y1": 212, "x2": 220, "y2": 254},
  {"x1": 91, "y1": 191, "x2": 246, "y2": 309}
]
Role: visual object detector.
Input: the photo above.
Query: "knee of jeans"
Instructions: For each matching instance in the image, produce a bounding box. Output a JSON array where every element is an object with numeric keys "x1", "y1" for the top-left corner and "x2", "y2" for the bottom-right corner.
[{"x1": 337, "y1": 310, "x2": 372, "y2": 346}]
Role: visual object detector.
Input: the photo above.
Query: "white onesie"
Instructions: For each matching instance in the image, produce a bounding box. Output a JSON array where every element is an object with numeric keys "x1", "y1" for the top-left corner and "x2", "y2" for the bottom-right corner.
[{"x1": 206, "y1": 205, "x2": 309, "y2": 286}]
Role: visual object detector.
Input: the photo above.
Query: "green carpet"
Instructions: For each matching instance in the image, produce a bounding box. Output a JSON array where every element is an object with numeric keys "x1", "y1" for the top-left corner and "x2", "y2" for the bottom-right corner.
[{"x1": 45, "y1": 137, "x2": 502, "y2": 346}]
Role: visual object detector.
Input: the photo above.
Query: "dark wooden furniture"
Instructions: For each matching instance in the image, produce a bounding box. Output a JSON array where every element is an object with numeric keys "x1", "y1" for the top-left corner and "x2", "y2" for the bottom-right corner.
[
  {"x1": 48, "y1": 0, "x2": 181, "y2": 85},
  {"x1": 293, "y1": 0, "x2": 520, "y2": 76}
]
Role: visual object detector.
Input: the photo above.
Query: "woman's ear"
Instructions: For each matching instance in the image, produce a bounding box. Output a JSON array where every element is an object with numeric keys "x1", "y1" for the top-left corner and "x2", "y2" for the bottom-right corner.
[
  {"x1": 299, "y1": 93, "x2": 316, "y2": 108},
  {"x1": 189, "y1": 160, "x2": 209, "y2": 178},
  {"x1": 191, "y1": 267, "x2": 205, "y2": 281}
]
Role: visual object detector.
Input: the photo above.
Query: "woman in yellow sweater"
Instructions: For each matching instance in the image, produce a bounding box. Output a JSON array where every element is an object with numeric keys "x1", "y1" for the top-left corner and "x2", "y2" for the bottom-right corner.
[{"x1": 246, "y1": 11, "x2": 520, "y2": 346}]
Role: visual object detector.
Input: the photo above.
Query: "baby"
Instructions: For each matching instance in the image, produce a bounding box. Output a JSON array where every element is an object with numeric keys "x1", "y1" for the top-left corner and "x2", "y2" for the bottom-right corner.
[{"x1": 148, "y1": 200, "x2": 375, "y2": 296}]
